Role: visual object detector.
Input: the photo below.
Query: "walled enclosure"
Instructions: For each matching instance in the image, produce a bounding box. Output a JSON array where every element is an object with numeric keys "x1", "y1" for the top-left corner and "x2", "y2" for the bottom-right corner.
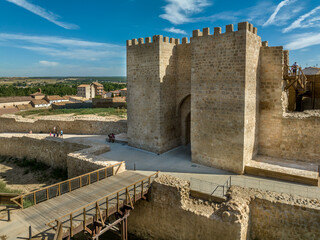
[
  {"x1": 0, "y1": 134, "x2": 125, "y2": 178},
  {"x1": 0, "y1": 115, "x2": 127, "y2": 135},
  {"x1": 127, "y1": 22, "x2": 320, "y2": 174},
  {"x1": 128, "y1": 175, "x2": 320, "y2": 240}
]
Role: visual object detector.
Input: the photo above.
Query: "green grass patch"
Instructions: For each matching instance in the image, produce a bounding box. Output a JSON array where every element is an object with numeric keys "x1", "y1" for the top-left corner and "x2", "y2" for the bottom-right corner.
[
  {"x1": 0, "y1": 181, "x2": 21, "y2": 194},
  {"x1": 16, "y1": 108, "x2": 127, "y2": 118}
]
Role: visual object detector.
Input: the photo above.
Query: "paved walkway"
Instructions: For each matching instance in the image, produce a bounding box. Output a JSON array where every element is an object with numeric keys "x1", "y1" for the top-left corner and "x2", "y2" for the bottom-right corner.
[{"x1": 2, "y1": 133, "x2": 320, "y2": 199}]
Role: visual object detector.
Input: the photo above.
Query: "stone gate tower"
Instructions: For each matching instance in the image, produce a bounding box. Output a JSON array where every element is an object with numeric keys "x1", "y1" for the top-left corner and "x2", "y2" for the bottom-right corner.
[{"x1": 127, "y1": 22, "x2": 273, "y2": 174}]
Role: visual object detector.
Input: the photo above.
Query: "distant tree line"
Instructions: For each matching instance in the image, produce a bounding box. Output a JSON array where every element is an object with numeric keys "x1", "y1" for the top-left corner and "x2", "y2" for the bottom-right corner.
[
  {"x1": 0, "y1": 82, "x2": 126, "y2": 97},
  {"x1": 102, "y1": 82, "x2": 126, "y2": 92},
  {"x1": 0, "y1": 84, "x2": 77, "y2": 97}
]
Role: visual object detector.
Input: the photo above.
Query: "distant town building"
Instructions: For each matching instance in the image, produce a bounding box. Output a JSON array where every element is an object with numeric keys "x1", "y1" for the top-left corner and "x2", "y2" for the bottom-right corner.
[
  {"x1": 120, "y1": 88, "x2": 127, "y2": 97},
  {"x1": 31, "y1": 99, "x2": 50, "y2": 108},
  {"x1": 302, "y1": 67, "x2": 320, "y2": 75},
  {"x1": 0, "y1": 96, "x2": 33, "y2": 109},
  {"x1": 30, "y1": 88, "x2": 45, "y2": 100},
  {"x1": 92, "y1": 82, "x2": 104, "y2": 97},
  {"x1": 106, "y1": 90, "x2": 121, "y2": 98},
  {"x1": 77, "y1": 84, "x2": 96, "y2": 99},
  {"x1": 44, "y1": 95, "x2": 69, "y2": 104}
]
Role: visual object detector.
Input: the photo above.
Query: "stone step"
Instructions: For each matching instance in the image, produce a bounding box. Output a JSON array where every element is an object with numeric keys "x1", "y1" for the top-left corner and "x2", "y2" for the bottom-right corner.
[{"x1": 245, "y1": 156, "x2": 319, "y2": 186}]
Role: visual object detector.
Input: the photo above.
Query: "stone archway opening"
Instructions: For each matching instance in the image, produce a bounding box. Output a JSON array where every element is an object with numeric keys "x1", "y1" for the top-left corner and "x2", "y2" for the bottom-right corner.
[{"x1": 178, "y1": 94, "x2": 191, "y2": 146}]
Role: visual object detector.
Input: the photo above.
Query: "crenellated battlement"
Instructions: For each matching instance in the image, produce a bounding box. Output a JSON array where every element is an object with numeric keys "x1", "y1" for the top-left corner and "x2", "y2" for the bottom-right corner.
[
  {"x1": 127, "y1": 35, "x2": 189, "y2": 47},
  {"x1": 191, "y1": 22, "x2": 258, "y2": 38},
  {"x1": 127, "y1": 22, "x2": 259, "y2": 47}
]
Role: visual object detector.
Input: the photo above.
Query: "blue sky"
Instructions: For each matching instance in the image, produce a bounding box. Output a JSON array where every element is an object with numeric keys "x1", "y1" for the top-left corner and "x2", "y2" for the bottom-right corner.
[{"x1": 0, "y1": 0, "x2": 319, "y2": 77}]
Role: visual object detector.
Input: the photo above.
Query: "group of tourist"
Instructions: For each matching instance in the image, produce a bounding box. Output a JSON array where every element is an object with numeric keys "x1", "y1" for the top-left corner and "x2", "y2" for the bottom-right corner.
[{"x1": 50, "y1": 126, "x2": 63, "y2": 138}]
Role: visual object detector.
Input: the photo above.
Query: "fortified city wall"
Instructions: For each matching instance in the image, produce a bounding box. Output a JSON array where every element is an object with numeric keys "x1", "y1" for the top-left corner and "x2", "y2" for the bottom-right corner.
[
  {"x1": 259, "y1": 47, "x2": 320, "y2": 164},
  {"x1": 0, "y1": 134, "x2": 125, "y2": 178},
  {"x1": 0, "y1": 115, "x2": 127, "y2": 135},
  {"x1": 127, "y1": 22, "x2": 320, "y2": 174},
  {"x1": 128, "y1": 175, "x2": 320, "y2": 240}
]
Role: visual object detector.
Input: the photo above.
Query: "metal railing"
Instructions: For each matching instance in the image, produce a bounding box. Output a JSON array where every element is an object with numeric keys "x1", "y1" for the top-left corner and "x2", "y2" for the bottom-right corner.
[
  {"x1": 47, "y1": 171, "x2": 160, "y2": 239},
  {"x1": 190, "y1": 177, "x2": 232, "y2": 198},
  {"x1": 11, "y1": 161, "x2": 125, "y2": 208},
  {"x1": 211, "y1": 176, "x2": 231, "y2": 196}
]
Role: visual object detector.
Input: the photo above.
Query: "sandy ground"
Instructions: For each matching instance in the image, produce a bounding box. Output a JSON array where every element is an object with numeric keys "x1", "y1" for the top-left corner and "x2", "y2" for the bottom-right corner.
[{"x1": 0, "y1": 159, "x2": 61, "y2": 193}]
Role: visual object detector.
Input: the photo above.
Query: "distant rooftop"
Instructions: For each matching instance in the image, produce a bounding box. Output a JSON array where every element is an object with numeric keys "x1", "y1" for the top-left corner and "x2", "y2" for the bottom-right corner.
[
  {"x1": 302, "y1": 67, "x2": 320, "y2": 75},
  {"x1": 0, "y1": 96, "x2": 32, "y2": 103}
]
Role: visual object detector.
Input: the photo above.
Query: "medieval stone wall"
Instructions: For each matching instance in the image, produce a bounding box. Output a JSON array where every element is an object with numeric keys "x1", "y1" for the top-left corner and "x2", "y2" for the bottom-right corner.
[
  {"x1": 258, "y1": 47, "x2": 320, "y2": 165},
  {"x1": 191, "y1": 23, "x2": 260, "y2": 174},
  {"x1": 127, "y1": 37, "x2": 162, "y2": 153},
  {"x1": 129, "y1": 175, "x2": 320, "y2": 240},
  {"x1": 0, "y1": 134, "x2": 125, "y2": 178},
  {"x1": 0, "y1": 116, "x2": 127, "y2": 135}
]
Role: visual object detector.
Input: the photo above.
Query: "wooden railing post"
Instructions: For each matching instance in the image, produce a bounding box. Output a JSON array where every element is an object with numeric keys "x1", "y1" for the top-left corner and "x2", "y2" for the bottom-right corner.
[
  {"x1": 117, "y1": 192, "x2": 119, "y2": 212},
  {"x1": 47, "y1": 188, "x2": 49, "y2": 200},
  {"x1": 88, "y1": 174, "x2": 91, "y2": 185},
  {"x1": 141, "y1": 181, "x2": 144, "y2": 198},
  {"x1": 106, "y1": 197, "x2": 109, "y2": 217},
  {"x1": 97, "y1": 171, "x2": 99, "y2": 181},
  {"x1": 83, "y1": 208, "x2": 86, "y2": 231},
  {"x1": 68, "y1": 181, "x2": 71, "y2": 192},
  {"x1": 79, "y1": 177, "x2": 82, "y2": 188},
  {"x1": 58, "y1": 184, "x2": 61, "y2": 196},
  {"x1": 70, "y1": 213, "x2": 73, "y2": 237},
  {"x1": 21, "y1": 197, "x2": 24, "y2": 209},
  {"x1": 133, "y1": 184, "x2": 136, "y2": 202},
  {"x1": 33, "y1": 192, "x2": 36, "y2": 205}
]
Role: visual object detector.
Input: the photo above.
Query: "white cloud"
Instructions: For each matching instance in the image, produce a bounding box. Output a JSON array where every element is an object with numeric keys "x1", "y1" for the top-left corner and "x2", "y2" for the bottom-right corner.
[
  {"x1": 6, "y1": 0, "x2": 79, "y2": 30},
  {"x1": 0, "y1": 33, "x2": 125, "y2": 61},
  {"x1": 160, "y1": 0, "x2": 211, "y2": 24},
  {"x1": 263, "y1": 0, "x2": 296, "y2": 26},
  {"x1": 283, "y1": 6, "x2": 320, "y2": 33},
  {"x1": 285, "y1": 32, "x2": 320, "y2": 50},
  {"x1": 39, "y1": 60, "x2": 59, "y2": 67},
  {"x1": 164, "y1": 27, "x2": 187, "y2": 34}
]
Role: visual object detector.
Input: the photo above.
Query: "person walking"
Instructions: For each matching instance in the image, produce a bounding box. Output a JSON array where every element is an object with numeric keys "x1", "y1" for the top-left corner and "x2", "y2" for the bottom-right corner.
[{"x1": 60, "y1": 130, "x2": 63, "y2": 138}]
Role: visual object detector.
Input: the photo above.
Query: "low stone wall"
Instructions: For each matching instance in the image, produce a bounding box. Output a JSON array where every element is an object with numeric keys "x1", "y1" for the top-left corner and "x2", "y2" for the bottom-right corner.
[
  {"x1": 0, "y1": 134, "x2": 125, "y2": 178},
  {"x1": 0, "y1": 115, "x2": 127, "y2": 135},
  {"x1": 259, "y1": 111, "x2": 320, "y2": 165},
  {"x1": 129, "y1": 175, "x2": 247, "y2": 240},
  {"x1": 129, "y1": 175, "x2": 320, "y2": 240}
]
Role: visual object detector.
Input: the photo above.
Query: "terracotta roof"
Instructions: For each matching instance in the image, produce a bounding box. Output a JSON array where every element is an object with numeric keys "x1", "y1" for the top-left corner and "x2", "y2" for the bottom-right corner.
[
  {"x1": 31, "y1": 99, "x2": 49, "y2": 105},
  {"x1": 17, "y1": 104, "x2": 33, "y2": 110},
  {"x1": 78, "y1": 84, "x2": 90, "y2": 88},
  {"x1": 45, "y1": 95, "x2": 64, "y2": 101},
  {"x1": 120, "y1": 88, "x2": 127, "y2": 91},
  {"x1": 303, "y1": 67, "x2": 320, "y2": 75},
  {"x1": 0, "y1": 96, "x2": 33, "y2": 103},
  {"x1": 110, "y1": 90, "x2": 120, "y2": 93},
  {"x1": 92, "y1": 82, "x2": 103, "y2": 86}
]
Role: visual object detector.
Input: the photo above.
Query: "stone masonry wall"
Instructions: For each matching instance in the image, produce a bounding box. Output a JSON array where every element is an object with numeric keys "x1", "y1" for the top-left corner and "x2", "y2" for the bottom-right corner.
[
  {"x1": 0, "y1": 116, "x2": 127, "y2": 135},
  {"x1": 250, "y1": 198, "x2": 320, "y2": 239},
  {"x1": 127, "y1": 37, "x2": 161, "y2": 153},
  {"x1": 129, "y1": 175, "x2": 320, "y2": 240},
  {"x1": 159, "y1": 40, "x2": 180, "y2": 152},
  {"x1": 191, "y1": 23, "x2": 260, "y2": 174},
  {"x1": 259, "y1": 47, "x2": 320, "y2": 164},
  {"x1": 129, "y1": 175, "x2": 245, "y2": 240},
  {"x1": 0, "y1": 134, "x2": 125, "y2": 178}
]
